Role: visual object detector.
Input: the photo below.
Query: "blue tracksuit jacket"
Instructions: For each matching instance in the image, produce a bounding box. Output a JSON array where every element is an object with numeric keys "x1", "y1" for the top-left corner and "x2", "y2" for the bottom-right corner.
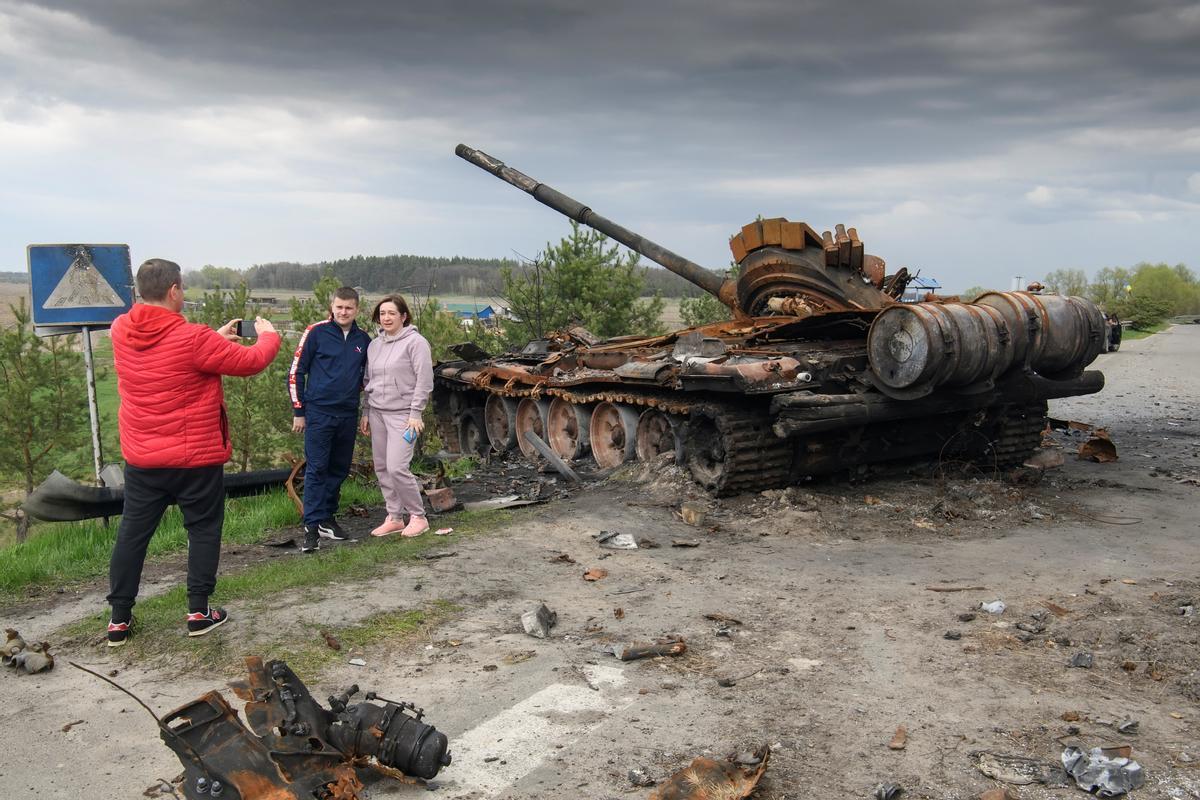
[{"x1": 288, "y1": 318, "x2": 371, "y2": 418}]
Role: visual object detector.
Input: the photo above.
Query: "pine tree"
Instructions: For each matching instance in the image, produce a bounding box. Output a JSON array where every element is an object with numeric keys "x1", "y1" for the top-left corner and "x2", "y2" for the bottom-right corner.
[
  {"x1": 189, "y1": 285, "x2": 293, "y2": 471},
  {"x1": 500, "y1": 222, "x2": 665, "y2": 345},
  {"x1": 680, "y1": 263, "x2": 738, "y2": 327},
  {"x1": 0, "y1": 300, "x2": 90, "y2": 541}
]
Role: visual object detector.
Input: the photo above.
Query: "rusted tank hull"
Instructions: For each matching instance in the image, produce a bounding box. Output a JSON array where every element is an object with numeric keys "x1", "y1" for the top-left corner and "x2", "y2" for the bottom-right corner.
[
  {"x1": 433, "y1": 326, "x2": 1104, "y2": 494},
  {"x1": 441, "y1": 145, "x2": 1108, "y2": 494}
]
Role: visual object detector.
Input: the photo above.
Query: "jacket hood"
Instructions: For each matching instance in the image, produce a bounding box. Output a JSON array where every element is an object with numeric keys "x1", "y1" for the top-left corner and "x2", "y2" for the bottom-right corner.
[
  {"x1": 379, "y1": 324, "x2": 420, "y2": 343},
  {"x1": 117, "y1": 304, "x2": 187, "y2": 351}
]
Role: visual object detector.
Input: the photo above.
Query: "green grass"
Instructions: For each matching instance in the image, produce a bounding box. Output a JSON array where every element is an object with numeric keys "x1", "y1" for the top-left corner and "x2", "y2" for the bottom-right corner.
[
  {"x1": 59, "y1": 507, "x2": 508, "y2": 674},
  {"x1": 413, "y1": 454, "x2": 478, "y2": 480},
  {"x1": 0, "y1": 480, "x2": 381, "y2": 604},
  {"x1": 1122, "y1": 321, "x2": 1170, "y2": 340},
  {"x1": 263, "y1": 602, "x2": 460, "y2": 680}
]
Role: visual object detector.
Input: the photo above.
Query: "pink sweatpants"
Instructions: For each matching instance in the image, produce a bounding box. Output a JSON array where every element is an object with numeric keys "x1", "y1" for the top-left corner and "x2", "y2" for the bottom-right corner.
[{"x1": 368, "y1": 408, "x2": 425, "y2": 520}]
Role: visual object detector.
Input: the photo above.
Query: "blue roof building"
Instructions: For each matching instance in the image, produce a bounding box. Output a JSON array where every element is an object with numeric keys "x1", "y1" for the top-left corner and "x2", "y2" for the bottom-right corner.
[
  {"x1": 901, "y1": 276, "x2": 942, "y2": 303},
  {"x1": 443, "y1": 302, "x2": 496, "y2": 319}
]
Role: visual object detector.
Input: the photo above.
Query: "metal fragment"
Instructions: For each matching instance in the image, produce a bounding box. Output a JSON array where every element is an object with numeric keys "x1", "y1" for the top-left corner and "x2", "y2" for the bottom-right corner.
[{"x1": 649, "y1": 744, "x2": 769, "y2": 800}]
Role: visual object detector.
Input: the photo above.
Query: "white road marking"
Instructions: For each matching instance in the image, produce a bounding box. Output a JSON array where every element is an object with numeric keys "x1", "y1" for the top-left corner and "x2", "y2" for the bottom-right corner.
[{"x1": 436, "y1": 665, "x2": 630, "y2": 798}]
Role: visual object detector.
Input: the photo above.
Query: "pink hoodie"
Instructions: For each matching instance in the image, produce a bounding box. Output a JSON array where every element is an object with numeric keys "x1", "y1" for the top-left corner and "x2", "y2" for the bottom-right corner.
[{"x1": 363, "y1": 324, "x2": 434, "y2": 419}]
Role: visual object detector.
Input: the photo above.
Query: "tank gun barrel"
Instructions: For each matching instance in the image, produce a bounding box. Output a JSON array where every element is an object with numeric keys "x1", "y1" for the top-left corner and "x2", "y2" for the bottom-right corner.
[{"x1": 455, "y1": 144, "x2": 739, "y2": 311}]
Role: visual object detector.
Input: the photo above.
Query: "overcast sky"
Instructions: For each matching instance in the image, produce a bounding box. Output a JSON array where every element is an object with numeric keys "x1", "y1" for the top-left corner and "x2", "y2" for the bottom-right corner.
[{"x1": 2, "y1": 0, "x2": 1197, "y2": 290}]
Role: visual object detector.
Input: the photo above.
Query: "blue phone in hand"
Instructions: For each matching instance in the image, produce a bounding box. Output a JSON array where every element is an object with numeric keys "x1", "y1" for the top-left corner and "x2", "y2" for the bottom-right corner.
[{"x1": 403, "y1": 427, "x2": 417, "y2": 443}]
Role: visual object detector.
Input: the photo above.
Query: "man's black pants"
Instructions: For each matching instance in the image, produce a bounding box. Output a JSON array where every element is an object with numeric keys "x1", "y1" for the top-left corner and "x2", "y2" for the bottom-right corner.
[
  {"x1": 302, "y1": 409, "x2": 357, "y2": 528},
  {"x1": 107, "y1": 464, "x2": 224, "y2": 617}
]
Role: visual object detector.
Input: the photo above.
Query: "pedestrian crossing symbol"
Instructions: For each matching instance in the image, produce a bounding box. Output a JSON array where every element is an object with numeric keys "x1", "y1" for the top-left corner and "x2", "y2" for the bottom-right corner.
[{"x1": 28, "y1": 243, "x2": 134, "y2": 327}]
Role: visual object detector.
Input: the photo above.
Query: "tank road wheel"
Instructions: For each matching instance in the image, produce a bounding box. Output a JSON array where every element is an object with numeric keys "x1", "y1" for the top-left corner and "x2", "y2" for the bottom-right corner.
[
  {"x1": 635, "y1": 408, "x2": 683, "y2": 463},
  {"x1": 589, "y1": 401, "x2": 640, "y2": 468},
  {"x1": 457, "y1": 408, "x2": 490, "y2": 457},
  {"x1": 684, "y1": 407, "x2": 793, "y2": 495},
  {"x1": 547, "y1": 398, "x2": 593, "y2": 461},
  {"x1": 484, "y1": 394, "x2": 518, "y2": 452},
  {"x1": 515, "y1": 398, "x2": 551, "y2": 459}
]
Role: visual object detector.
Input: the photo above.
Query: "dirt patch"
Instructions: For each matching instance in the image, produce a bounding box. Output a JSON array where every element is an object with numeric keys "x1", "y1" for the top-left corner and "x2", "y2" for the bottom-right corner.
[{"x1": 1, "y1": 328, "x2": 1198, "y2": 799}]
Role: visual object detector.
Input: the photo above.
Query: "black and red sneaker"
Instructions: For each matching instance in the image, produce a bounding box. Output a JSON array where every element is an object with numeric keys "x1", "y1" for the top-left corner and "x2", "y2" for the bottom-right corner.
[
  {"x1": 186, "y1": 607, "x2": 231, "y2": 637},
  {"x1": 107, "y1": 617, "x2": 134, "y2": 648}
]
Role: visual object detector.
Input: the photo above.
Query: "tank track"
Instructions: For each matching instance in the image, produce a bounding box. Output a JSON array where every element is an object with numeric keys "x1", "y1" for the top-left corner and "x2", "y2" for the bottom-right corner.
[
  {"x1": 685, "y1": 405, "x2": 793, "y2": 495},
  {"x1": 985, "y1": 401, "x2": 1049, "y2": 469},
  {"x1": 436, "y1": 378, "x2": 1047, "y2": 492}
]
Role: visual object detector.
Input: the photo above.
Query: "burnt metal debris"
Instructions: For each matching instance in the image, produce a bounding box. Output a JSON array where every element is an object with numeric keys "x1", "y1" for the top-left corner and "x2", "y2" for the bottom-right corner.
[
  {"x1": 78, "y1": 656, "x2": 451, "y2": 800},
  {"x1": 649, "y1": 744, "x2": 770, "y2": 800},
  {"x1": 434, "y1": 145, "x2": 1109, "y2": 495},
  {"x1": 2, "y1": 632, "x2": 54, "y2": 674},
  {"x1": 1061, "y1": 746, "x2": 1145, "y2": 797}
]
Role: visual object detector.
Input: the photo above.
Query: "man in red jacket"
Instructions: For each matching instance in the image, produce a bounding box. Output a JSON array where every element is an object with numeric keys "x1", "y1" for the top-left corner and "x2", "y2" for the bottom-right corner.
[{"x1": 105, "y1": 258, "x2": 281, "y2": 647}]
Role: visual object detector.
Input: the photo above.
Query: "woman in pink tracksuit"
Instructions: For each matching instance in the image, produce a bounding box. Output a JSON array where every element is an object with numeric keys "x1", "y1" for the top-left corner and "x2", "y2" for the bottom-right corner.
[{"x1": 360, "y1": 294, "x2": 434, "y2": 537}]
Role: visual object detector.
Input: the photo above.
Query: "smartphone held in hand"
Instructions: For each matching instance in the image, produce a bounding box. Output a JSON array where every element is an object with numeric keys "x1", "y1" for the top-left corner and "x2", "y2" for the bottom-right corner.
[
  {"x1": 403, "y1": 427, "x2": 417, "y2": 443},
  {"x1": 236, "y1": 319, "x2": 258, "y2": 339}
]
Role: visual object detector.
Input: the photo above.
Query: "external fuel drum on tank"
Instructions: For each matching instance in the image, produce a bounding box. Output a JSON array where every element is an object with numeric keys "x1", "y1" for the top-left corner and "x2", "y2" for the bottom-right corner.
[{"x1": 433, "y1": 144, "x2": 1106, "y2": 494}]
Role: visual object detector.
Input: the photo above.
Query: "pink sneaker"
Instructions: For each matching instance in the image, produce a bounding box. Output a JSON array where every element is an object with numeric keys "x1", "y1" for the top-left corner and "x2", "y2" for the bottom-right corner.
[
  {"x1": 370, "y1": 518, "x2": 406, "y2": 537},
  {"x1": 401, "y1": 516, "x2": 430, "y2": 538}
]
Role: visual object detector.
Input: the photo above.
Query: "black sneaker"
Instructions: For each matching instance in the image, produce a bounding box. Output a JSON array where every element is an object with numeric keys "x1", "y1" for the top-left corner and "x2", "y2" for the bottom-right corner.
[
  {"x1": 301, "y1": 525, "x2": 321, "y2": 553},
  {"x1": 186, "y1": 606, "x2": 230, "y2": 637},
  {"x1": 107, "y1": 616, "x2": 134, "y2": 648},
  {"x1": 318, "y1": 518, "x2": 348, "y2": 541}
]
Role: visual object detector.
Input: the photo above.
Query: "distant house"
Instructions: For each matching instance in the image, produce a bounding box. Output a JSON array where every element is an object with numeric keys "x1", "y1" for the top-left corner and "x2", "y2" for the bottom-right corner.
[
  {"x1": 901, "y1": 276, "x2": 942, "y2": 303},
  {"x1": 442, "y1": 302, "x2": 512, "y2": 327}
]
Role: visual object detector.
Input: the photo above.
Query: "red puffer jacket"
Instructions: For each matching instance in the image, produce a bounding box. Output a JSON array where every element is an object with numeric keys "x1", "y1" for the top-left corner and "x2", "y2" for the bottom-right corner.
[{"x1": 111, "y1": 304, "x2": 282, "y2": 468}]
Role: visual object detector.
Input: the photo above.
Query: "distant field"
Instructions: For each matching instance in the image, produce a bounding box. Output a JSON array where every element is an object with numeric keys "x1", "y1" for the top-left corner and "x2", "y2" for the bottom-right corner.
[
  {"x1": 186, "y1": 288, "x2": 687, "y2": 329},
  {"x1": 0, "y1": 280, "x2": 29, "y2": 327},
  {"x1": 6, "y1": 282, "x2": 686, "y2": 330}
]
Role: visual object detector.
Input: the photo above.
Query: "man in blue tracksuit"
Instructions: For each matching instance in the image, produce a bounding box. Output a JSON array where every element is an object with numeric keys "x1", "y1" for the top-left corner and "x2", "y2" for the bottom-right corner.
[{"x1": 288, "y1": 287, "x2": 371, "y2": 552}]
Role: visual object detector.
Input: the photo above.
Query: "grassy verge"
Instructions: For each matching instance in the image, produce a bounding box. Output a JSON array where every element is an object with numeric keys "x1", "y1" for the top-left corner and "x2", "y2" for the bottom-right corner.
[
  {"x1": 263, "y1": 602, "x2": 460, "y2": 680},
  {"x1": 0, "y1": 480, "x2": 381, "y2": 604},
  {"x1": 60, "y1": 506, "x2": 508, "y2": 675},
  {"x1": 1122, "y1": 321, "x2": 1170, "y2": 340}
]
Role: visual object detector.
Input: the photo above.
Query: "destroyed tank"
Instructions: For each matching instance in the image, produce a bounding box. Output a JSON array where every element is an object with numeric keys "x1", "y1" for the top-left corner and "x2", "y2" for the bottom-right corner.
[{"x1": 432, "y1": 145, "x2": 1107, "y2": 494}]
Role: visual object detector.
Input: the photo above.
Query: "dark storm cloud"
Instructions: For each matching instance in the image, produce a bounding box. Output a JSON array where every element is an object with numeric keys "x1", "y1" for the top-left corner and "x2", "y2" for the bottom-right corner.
[
  {"x1": 3, "y1": 0, "x2": 1198, "y2": 280},
  {"x1": 25, "y1": 0, "x2": 1199, "y2": 160}
]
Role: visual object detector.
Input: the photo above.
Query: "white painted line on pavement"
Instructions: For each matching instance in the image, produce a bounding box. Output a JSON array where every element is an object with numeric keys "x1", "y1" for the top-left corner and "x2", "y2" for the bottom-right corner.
[{"x1": 435, "y1": 664, "x2": 631, "y2": 798}]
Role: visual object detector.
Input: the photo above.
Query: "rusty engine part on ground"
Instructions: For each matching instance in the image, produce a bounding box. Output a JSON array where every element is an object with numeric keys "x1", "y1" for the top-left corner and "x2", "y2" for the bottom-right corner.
[
  {"x1": 649, "y1": 744, "x2": 770, "y2": 800},
  {"x1": 152, "y1": 657, "x2": 450, "y2": 799},
  {"x1": 434, "y1": 145, "x2": 1108, "y2": 495}
]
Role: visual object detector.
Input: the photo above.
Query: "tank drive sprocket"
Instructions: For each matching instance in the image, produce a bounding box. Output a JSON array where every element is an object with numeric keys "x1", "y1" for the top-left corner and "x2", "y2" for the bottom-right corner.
[
  {"x1": 683, "y1": 405, "x2": 792, "y2": 495},
  {"x1": 982, "y1": 401, "x2": 1049, "y2": 469}
]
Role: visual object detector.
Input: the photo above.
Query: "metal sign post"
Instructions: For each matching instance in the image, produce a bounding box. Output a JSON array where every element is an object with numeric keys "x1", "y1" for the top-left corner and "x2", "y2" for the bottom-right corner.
[{"x1": 80, "y1": 326, "x2": 104, "y2": 482}]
